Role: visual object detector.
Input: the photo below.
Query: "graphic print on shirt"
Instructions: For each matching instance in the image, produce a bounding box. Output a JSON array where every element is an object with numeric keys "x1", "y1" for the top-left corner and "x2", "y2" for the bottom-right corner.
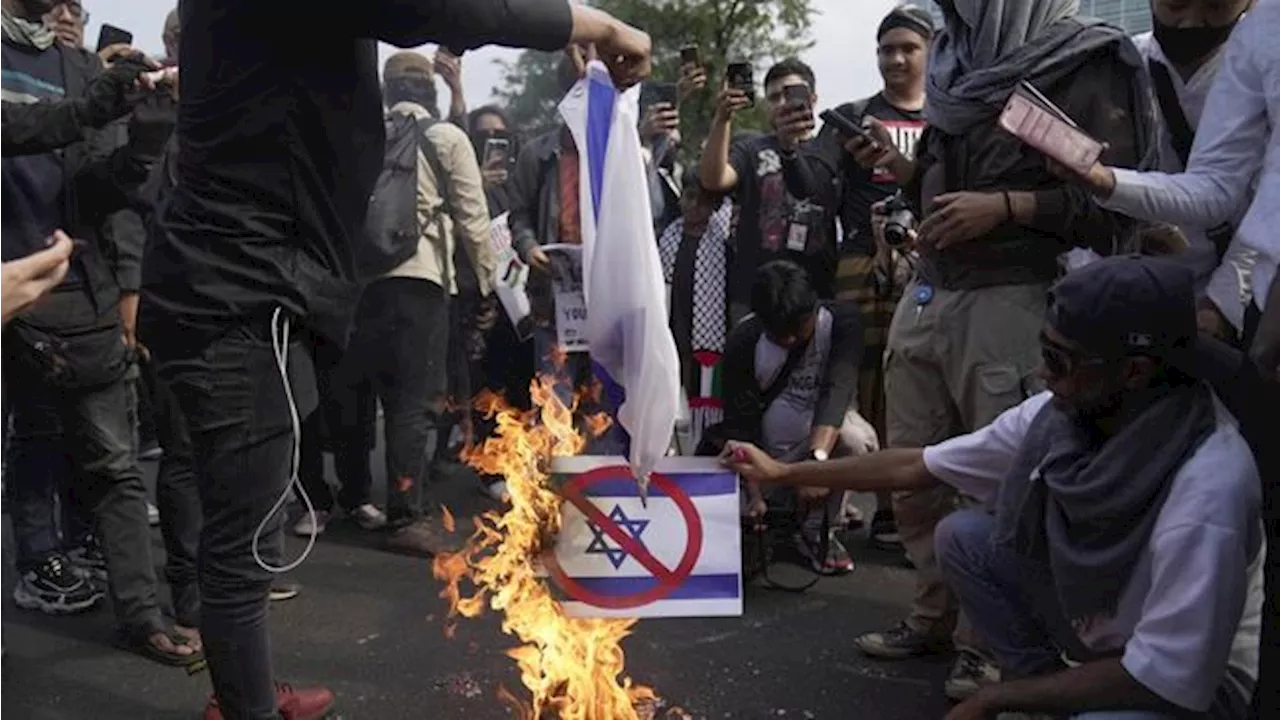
[
  {"x1": 756, "y1": 148, "x2": 791, "y2": 252},
  {"x1": 871, "y1": 119, "x2": 925, "y2": 183}
]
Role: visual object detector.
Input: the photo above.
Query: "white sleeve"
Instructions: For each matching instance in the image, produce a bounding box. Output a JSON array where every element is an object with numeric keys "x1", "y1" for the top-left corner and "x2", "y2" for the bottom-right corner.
[
  {"x1": 1122, "y1": 522, "x2": 1253, "y2": 711},
  {"x1": 921, "y1": 392, "x2": 1051, "y2": 508},
  {"x1": 1102, "y1": 13, "x2": 1267, "y2": 229}
]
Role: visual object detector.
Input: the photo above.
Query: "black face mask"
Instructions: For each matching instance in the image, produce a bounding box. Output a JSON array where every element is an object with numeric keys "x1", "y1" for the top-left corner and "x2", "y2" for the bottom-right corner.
[{"x1": 1152, "y1": 14, "x2": 1242, "y2": 67}]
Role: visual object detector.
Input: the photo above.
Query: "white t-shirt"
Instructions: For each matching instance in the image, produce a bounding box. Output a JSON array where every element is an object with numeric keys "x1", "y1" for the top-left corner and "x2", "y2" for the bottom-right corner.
[
  {"x1": 754, "y1": 307, "x2": 833, "y2": 462},
  {"x1": 922, "y1": 392, "x2": 1264, "y2": 712}
]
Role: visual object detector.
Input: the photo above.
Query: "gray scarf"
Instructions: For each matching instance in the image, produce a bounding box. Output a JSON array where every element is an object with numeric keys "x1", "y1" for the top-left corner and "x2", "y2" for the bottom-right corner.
[
  {"x1": 925, "y1": 0, "x2": 1129, "y2": 135},
  {"x1": 993, "y1": 383, "x2": 1216, "y2": 626},
  {"x1": 2, "y1": 9, "x2": 56, "y2": 51}
]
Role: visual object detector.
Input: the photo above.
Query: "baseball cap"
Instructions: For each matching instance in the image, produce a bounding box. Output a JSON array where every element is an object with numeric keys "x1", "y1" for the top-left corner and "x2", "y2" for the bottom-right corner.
[
  {"x1": 383, "y1": 51, "x2": 434, "y2": 81},
  {"x1": 1046, "y1": 255, "x2": 1197, "y2": 367}
]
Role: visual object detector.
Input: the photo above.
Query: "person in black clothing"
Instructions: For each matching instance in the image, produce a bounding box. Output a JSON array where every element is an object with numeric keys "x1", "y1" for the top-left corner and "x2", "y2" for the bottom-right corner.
[
  {"x1": 719, "y1": 260, "x2": 864, "y2": 575},
  {"x1": 1, "y1": 0, "x2": 198, "y2": 666},
  {"x1": 137, "y1": 1, "x2": 649, "y2": 717},
  {"x1": 700, "y1": 57, "x2": 842, "y2": 325}
]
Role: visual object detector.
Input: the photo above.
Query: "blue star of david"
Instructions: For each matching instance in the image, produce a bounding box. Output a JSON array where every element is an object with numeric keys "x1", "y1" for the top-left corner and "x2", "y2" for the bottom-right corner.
[{"x1": 584, "y1": 504, "x2": 650, "y2": 570}]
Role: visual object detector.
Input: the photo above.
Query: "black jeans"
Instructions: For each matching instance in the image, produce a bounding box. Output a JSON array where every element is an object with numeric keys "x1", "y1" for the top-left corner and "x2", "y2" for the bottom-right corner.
[
  {"x1": 154, "y1": 320, "x2": 317, "y2": 720},
  {"x1": 298, "y1": 336, "x2": 374, "y2": 513},
  {"x1": 6, "y1": 368, "x2": 161, "y2": 634},
  {"x1": 145, "y1": 358, "x2": 201, "y2": 628},
  {"x1": 347, "y1": 277, "x2": 448, "y2": 526}
]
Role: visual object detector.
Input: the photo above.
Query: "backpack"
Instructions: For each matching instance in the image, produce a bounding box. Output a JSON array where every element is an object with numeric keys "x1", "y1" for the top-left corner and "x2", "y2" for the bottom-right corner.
[{"x1": 357, "y1": 112, "x2": 453, "y2": 281}]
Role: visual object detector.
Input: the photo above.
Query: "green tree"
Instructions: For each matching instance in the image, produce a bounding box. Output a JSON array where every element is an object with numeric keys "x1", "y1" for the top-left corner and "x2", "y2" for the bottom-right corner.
[{"x1": 492, "y1": 0, "x2": 816, "y2": 144}]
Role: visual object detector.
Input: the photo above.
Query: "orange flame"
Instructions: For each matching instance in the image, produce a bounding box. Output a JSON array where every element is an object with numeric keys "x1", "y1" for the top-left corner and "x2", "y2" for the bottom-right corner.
[{"x1": 432, "y1": 376, "x2": 656, "y2": 719}]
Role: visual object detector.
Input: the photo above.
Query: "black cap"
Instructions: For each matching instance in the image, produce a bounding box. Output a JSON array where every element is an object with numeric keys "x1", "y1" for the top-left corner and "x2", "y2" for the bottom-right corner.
[
  {"x1": 878, "y1": 4, "x2": 935, "y2": 42},
  {"x1": 1046, "y1": 255, "x2": 1198, "y2": 365}
]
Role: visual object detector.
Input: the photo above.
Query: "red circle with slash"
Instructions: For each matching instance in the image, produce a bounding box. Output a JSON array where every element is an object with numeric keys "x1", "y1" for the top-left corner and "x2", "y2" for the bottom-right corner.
[{"x1": 543, "y1": 466, "x2": 703, "y2": 609}]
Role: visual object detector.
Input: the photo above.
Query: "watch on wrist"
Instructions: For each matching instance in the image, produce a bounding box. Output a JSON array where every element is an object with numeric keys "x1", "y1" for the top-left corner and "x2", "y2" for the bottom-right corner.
[{"x1": 810, "y1": 448, "x2": 829, "y2": 462}]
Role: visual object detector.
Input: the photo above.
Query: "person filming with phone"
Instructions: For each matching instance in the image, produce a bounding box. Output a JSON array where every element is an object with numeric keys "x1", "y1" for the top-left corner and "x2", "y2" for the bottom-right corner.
[{"x1": 699, "y1": 57, "x2": 842, "y2": 326}]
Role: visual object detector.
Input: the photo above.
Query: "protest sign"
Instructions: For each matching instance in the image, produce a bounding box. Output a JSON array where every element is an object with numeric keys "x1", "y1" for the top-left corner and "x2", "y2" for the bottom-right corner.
[
  {"x1": 546, "y1": 456, "x2": 743, "y2": 619},
  {"x1": 488, "y1": 212, "x2": 533, "y2": 341},
  {"x1": 543, "y1": 243, "x2": 588, "y2": 353}
]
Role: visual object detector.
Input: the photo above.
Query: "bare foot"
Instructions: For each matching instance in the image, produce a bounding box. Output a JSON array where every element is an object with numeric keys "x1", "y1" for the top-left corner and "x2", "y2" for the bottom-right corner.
[{"x1": 172, "y1": 625, "x2": 203, "y2": 653}]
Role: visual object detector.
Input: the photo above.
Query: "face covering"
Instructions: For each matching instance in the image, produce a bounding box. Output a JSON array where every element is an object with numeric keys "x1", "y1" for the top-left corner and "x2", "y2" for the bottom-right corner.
[{"x1": 1153, "y1": 13, "x2": 1242, "y2": 67}]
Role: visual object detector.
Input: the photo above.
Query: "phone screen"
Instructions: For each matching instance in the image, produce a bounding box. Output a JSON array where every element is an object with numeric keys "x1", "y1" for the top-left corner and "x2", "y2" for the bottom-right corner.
[
  {"x1": 483, "y1": 138, "x2": 510, "y2": 168},
  {"x1": 96, "y1": 24, "x2": 133, "y2": 53},
  {"x1": 726, "y1": 62, "x2": 754, "y2": 102},
  {"x1": 783, "y1": 84, "x2": 809, "y2": 110},
  {"x1": 643, "y1": 83, "x2": 678, "y2": 109}
]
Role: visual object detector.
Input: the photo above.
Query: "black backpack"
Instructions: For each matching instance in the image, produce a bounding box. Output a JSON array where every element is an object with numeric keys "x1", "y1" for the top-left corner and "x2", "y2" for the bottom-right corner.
[{"x1": 357, "y1": 112, "x2": 451, "y2": 281}]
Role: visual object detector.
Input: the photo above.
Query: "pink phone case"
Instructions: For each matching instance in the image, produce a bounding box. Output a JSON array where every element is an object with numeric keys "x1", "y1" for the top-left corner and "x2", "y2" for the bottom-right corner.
[{"x1": 999, "y1": 92, "x2": 1103, "y2": 176}]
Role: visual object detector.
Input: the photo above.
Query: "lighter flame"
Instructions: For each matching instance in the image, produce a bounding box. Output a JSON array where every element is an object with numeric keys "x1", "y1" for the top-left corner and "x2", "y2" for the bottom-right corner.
[{"x1": 432, "y1": 376, "x2": 657, "y2": 719}]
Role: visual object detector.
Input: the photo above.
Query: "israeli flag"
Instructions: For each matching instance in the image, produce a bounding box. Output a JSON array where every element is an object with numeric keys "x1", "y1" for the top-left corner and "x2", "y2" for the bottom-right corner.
[
  {"x1": 559, "y1": 62, "x2": 683, "y2": 486},
  {"x1": 549, "y1": 456, "x2": 743, "y2": 619}
]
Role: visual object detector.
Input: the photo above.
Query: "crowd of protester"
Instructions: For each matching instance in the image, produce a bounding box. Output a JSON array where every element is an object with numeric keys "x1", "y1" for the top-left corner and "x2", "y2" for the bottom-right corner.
[{"x1": 0, "y1": 0, "x2": 1276, "y2": 719}]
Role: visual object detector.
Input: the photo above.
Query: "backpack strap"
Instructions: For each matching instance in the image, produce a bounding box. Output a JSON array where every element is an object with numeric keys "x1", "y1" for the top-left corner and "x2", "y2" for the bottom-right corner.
[
  {"x1": 1147, "y1": 59, "x2": 1194, "y2": 167},
  {"x1": 415, "y1": 116, "x2": 454, "y2": 301}
]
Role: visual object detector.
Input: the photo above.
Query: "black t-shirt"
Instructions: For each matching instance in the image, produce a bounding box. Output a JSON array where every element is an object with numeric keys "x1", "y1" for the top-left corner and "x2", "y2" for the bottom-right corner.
[
  {"x1": 727, "y1": 134, "x2": 840, "y2": 306},
  {"x1": 140, "y1": 0, "x2": 572, "y2": 353},
  {"x1": 818, "y1": 94, "x2": 925, "y2": 256}
]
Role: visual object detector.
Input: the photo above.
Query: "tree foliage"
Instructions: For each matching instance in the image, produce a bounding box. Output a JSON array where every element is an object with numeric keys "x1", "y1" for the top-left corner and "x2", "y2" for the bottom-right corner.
[{"x1": 493, "y1": 0, "x2": 817, "y2": 144}]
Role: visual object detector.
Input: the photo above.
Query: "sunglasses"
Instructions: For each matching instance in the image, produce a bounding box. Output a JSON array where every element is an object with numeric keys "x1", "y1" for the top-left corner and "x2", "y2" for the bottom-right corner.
[
  {"x1": 46, "y1": 2, "x2": 87, "y2": 21},
  {"x1": 1039, "y1": 331, "x2": 1109, "y2": 377}
]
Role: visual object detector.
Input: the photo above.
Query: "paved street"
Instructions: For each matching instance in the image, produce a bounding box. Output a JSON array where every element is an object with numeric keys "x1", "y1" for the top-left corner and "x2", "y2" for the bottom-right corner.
[{"x1": 2, "y1": 452, "x2": 953, "y2": 719}]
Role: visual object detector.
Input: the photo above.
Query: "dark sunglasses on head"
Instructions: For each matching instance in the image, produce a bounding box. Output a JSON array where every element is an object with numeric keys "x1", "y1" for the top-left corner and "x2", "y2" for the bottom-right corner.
[{"x1": 1039, "y1": 331, "x2": 1110, "y2": 377}]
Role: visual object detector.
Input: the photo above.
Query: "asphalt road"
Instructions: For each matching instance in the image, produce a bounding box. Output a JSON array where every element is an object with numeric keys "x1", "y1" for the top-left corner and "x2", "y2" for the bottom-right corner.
[{"x1": 2, "y1": 452, "x2": 953, "y2": 720}]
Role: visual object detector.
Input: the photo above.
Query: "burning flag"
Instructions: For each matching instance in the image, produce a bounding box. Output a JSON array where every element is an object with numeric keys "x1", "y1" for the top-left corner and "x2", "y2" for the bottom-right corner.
[
  {"x1": 433, "y1": 379, "x2": 657, "y2": 719},
  {"x1": 560, "y1": 61, "x2": 682, "y2": 492}
]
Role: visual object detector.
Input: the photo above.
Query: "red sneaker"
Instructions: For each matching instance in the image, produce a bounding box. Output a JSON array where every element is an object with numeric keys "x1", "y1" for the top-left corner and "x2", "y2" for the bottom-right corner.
[{"x1": 203, "y1": 683, "x2": 334, "y2": 720}]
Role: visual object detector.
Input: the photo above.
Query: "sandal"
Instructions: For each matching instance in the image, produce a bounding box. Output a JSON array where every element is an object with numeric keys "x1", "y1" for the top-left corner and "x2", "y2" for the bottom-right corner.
[{"x1": 122, "y1": 624, "x2": 205, "y2": 667}]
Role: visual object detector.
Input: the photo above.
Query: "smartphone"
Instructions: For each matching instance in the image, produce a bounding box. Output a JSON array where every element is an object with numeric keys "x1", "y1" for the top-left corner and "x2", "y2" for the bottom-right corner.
[
  {"x1": 820, "y1": 108, "x2": 878, "y2": 144},
  {"x1": 998, "y1": 89, "x2": 1103, "y2": 176},
  {"x1": 642, "y1": 82, "x2": 679, "y2": 109},
  {"x1": 783, "y1": 84, "x2": 810, "y2": 111},
  {"x1": 726, "y1": 62, "x2": 755, "y2": 103},
  {"x1": 483, "y1": 137, "x2": 511, "y2": 168},
  {"x1": 679, "y1": 46, "x2": 700, "y2": 66},
  {"x1": 96, "y1": 24, "x2": 133, "y2": 53}
]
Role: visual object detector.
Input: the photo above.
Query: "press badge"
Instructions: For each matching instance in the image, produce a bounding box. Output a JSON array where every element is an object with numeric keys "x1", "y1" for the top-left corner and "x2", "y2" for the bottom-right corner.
[{"x1": 787, "y1": 203, "x2": 816, "y2": 252}]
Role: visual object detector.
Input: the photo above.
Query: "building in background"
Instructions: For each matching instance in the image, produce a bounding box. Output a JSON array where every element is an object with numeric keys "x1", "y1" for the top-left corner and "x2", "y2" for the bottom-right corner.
[{"x1": 1080, "y1": 0, "x2": 1153, "y2": 35}]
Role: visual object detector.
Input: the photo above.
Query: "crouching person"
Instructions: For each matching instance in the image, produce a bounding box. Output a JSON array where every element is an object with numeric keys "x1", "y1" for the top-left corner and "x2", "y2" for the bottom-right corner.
[
  {"x1": 714, "y1": 260, "x2": 874, "y2": 575},
  {"x1": 724, "y1": 256, "x2": 1263, "y2": 719}
]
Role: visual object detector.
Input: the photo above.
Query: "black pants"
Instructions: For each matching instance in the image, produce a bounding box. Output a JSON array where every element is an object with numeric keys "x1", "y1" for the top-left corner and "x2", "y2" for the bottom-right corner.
[
  {"x1": 347, "y1": 277, "x2": 448, "y2": 526},
  {"x1": 297, "y1": 336, "x2": 375, "y2": 513},
  {"x1": 154, "y1": 320, "x2": 317, "y2": 720},
  {"x1": 146, "y1": 358, "x2": 201, "y2": 628},
  {"x1": 6, "y1": 367, "x2": 161, "y2": 634},
  {"x1": 1241, "y1": 304, "x2": 1279, "y2": 719}
]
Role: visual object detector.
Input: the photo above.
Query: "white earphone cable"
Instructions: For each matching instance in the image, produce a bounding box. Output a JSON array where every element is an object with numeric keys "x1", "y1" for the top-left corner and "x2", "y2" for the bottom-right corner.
[{"x1": 252, "y1": 307, "x2": 318, "y2": 573}]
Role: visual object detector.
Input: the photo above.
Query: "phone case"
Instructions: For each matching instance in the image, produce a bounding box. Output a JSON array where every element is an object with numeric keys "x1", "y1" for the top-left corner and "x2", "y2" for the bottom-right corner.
[{"x1": 999, "y1": 91, "x2": 1103, "y2": 176}]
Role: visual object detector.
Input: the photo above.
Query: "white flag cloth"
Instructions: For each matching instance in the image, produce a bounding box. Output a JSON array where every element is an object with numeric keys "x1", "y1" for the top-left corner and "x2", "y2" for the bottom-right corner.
[{"x1": 558, "y1": 63, "x2": 682, "y2": 486}]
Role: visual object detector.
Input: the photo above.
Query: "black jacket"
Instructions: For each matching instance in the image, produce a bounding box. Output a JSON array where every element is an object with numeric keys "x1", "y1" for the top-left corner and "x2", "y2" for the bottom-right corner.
[
  {"x1": 719, "y1": 301, "x2": 863, "y2": 443},
  {"x1": 0, "y1": 45, "x2": 148, "y2": 313},
  {"x1": 507, "y1": 126, "x2": 565, "y2": 263}
]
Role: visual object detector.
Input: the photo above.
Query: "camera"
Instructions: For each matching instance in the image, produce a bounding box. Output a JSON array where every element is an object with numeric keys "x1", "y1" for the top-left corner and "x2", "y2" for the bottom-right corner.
[{"x1": 881, "y1": 192, "x2": 916, "y2": 249}]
